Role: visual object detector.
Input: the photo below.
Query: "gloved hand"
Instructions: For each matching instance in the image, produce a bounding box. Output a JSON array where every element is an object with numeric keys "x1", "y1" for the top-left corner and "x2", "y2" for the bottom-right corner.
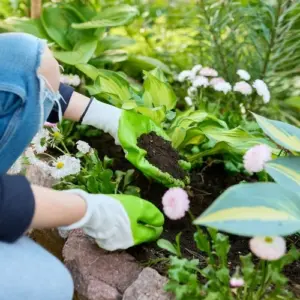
[
  {"x1": 81, "y1": 99, "x2": 122, "y2": 145},
  {"x1": 59, "y1": 189, "x2": 164, "y2": 251},
  {"x1": 81, "y1": 98, "x2": 189, "y2": 187}
]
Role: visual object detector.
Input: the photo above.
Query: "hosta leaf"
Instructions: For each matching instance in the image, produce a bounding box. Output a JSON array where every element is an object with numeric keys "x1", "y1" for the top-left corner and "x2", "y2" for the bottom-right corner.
[
  {"x1": 0, "y1": 17, "x2": 49, "y2": 39},
  {"x1": 126, "y1": 55, "x2": 172, "y2": 75},
  {"x1": 53, "y1": 37, "x2": 97, "y2": 65},
  {"x1": 143, "y1": 68, "x2": 176, "y2": 110},
  {"x1": 135, "y1": 106, "x2": 166, "y2": 125},
  {"x1": 41, "y1": 4, "x2": 88, "y2": 50},
  {"x1": 194, "y1": 183, "x2": 300, "y2": 236},
  {"x1": 252, "y1": 113, "x2": 300, "y2": 152},
  {"x1": 265, "y1": 157, "x2": 300, "y2": 194},
  {"x1": 75, "y1": 63, "x2": 99, "y2": 80},
  {"x1": 90, "y1": 50, "x2": 128, "y2": 66},
  {"x1": 96, "y1": 35, "x2": 135, "y2": 54},
  {"x1": 72, "y1": 5, "x2": 139, "y2": 29}
]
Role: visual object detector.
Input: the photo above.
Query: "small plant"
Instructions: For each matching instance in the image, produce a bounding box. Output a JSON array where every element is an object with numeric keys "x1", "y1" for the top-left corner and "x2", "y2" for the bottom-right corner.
[
  {"x1": 156, "y1": 187, "x2": 300, "y2": 300},
  {"x1": 158, "y1": 229, "x2": 300, "y2": 300}
]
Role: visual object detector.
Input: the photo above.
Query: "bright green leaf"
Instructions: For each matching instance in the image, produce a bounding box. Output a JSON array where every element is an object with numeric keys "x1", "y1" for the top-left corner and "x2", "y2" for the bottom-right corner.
[
  {"x1": 157, "y1": 239, "x2": 178, "y2": 256},
  {"x1": 72, "y1": 5, "x2": 139, "y2": 29}
]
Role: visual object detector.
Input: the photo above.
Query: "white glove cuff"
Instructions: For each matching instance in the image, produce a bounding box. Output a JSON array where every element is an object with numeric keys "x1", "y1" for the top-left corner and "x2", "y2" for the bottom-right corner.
[
  {"x1": 81, "y1": 98, "x2": 122, "y2": 144},
  {"x1": 58, "y1": 189, "x2": 93, "y2": 230}
]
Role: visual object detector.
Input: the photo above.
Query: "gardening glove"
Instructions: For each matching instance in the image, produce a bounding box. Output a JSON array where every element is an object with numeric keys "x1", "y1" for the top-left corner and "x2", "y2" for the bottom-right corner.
[
  {"x1": 81, "y1": 98, "x2": 122, "y2": 145},
  {"x1": 81, "y1": 98, "x2": 190, "y2": 187},
  {"x1": 59, "y1": 189, "x2": 164, "y2": 251}
]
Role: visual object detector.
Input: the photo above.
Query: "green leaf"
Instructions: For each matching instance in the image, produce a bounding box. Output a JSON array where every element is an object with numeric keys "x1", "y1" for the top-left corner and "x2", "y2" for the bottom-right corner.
[
  {"x1": 135, "y1": 106, "x2": 166, "y2": 125},
  {"x1": 126, "y1": 55, "x2": 172, "y2": 75},
  {"x1": 240, "y1": 254, "x2": 254, "y2": 281},
  {"x1": 286, "y1": 96, "x2": 300, "y2": 110},
  {"x1": 252, "y1": 113, "x2": 300, "y2": 152},
  {"x1": 143, "y1": 68, "x2": 177, "y2": 110},
  {"x1": 216, "y1": 268, "x2": 230, "y2": 284},
  {"x1": 194, "y1": 230, "x2": 210, "y2": 253},
  {"x1": 265, "y1": 157, "x2": 300, "y2": 194},
  {"x1": 96, "y1": 35, "x2": 135, "y2": 54},
  {"x1": 41, "y1": 4, "x2": 89, "y2": 50},
  {"x1": 91, "y1": 50, "x2": 128, "y2": 66},
  {"x1": 157, "y1": 239, "x2": 178, "y2": 256},
  {"x1": 194, "y1": 182, "x2": 300, "y2": 236},
  {"x1": 123, "y1": 169, "x2": 135, "y2": 187},
  {"x1": 75, "y1": 63, "x2": 99, "y2": 80},
  {"x1": 0, "y1": 17, "x2": 49, "y2": 39},
  {"x1": 72, "y1": 5, "x2": 139, "y2": 29},
  {"x1": 53, "y1": 37, "x2": 97, "y2": 65},
  {"x1": 122, "y1": 101, "x2": 137, "y2": 110},
  {"x1": 124, "y1": 185, "x2": 140, "y2": 197}
]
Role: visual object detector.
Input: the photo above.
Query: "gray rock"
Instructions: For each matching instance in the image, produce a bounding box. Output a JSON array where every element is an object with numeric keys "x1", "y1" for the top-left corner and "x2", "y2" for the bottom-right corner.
[
  {"x1": 63, "y1": 230, "x2": 142, "y2": 300},
  {"x1": 123, "y1": 268, "x2": 174, "y2": 300},
  {"x1": 25, "y1": 165, "x2": 57, "y2": 188}
]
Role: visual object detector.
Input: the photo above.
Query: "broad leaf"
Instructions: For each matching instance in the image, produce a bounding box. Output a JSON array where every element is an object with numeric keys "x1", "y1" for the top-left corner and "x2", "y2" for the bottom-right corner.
[
  {"x1": 143, "y1": 68, "x2": 176, "y2": 110},
  {"x1": 194, "y1": 183, "x2": 300, "y2": 236},
  {"x1": 72, "y1": 5, "x2": 139, "y2": 29},
  {"x1": 265, "y1": 157, "x2": 300, "y2": 194},
  {"x1": 126, "y1": 55, "x2": 172, "y2": 75},
  {"x1": 75, "y1": 63, "x2": 99, "y2": 80},
  {"x1": 135, "y1": 106, "x2": 166, "y2": 125},
  {"x1": 253, "y1": 113, "x2": 300, "y2": 152},
  {"x1": 0, "y1": 17, "x2": 49, "y2": 39},
  {"x1": 53, "y1": 37, "x2": 97, "y2": 65},
  {"x1": 41, "y1": 4, "x2": 89, "y2": 50},
  {"x1": 91, "y1": 50, "x2": 128, "y2": 66},
  {"x1": 96, "y1": 35, "x2": 135, "y2": 54}
]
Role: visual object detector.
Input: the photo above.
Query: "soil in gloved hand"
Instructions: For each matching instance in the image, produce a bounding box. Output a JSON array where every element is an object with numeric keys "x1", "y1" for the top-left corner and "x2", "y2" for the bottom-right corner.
[{"x1": 137, "y1": 131, "x2": 186, "y2": 180}]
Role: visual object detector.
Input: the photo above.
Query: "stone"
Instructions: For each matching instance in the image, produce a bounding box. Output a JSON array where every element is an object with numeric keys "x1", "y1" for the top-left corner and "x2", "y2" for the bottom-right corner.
[
  {"x1": 123, "y1": 268, "x2": 174, "y2": 300},
  {"x1": 25, "y1": 164, "x2": 57, "y2": 188},
  {"x1": 63, "y1": 230, "x2": 142, "y2": 300}
]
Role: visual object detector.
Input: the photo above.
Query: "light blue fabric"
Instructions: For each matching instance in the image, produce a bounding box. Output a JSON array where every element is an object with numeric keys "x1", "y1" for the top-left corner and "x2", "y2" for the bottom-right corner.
[
  {"x1": 0, "y1": 33, "x2": 57, "y2": 174},
  {"x1": 0, "y1": 236, "x2": 74, "y2": 300}
]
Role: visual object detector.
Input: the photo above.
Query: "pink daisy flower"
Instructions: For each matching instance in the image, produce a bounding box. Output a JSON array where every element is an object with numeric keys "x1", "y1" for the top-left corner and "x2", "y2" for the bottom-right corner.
[
  {"x1": 250, "y1": 236, "x2": 286, "y2": 261},
  {"x1": 162, "y1": 188, "x2": 190, "y2": 220},
  {"x1": 243, "y1": 144, "x2": 272, "y2": 173}
]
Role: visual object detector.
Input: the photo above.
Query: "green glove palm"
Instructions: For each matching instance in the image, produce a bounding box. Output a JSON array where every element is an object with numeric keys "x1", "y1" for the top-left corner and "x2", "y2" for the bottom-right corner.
[{"x1": 59, "y1": 190, "x2": 164, "y2": 251}]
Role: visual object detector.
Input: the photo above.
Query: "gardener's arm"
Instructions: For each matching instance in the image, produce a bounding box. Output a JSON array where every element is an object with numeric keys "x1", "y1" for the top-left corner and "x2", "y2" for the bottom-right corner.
[{"x1": 0, "y1": 175, "x2": 86, "y2": 242}]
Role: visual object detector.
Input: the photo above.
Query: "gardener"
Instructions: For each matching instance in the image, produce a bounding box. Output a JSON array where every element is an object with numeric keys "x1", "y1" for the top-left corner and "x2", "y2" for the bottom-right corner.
[{"x1": 0, "y1": 32, "x2": 164, "y2": 300}]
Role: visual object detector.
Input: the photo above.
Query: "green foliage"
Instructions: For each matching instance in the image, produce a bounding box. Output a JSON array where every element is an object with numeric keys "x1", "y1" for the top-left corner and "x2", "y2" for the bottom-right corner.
[
  {"x1": 158, "y1": 228, "x2": 299, "y2": 299},
  {"x1": 195, "y1": 114, "x2": 300, "y2": 237}
]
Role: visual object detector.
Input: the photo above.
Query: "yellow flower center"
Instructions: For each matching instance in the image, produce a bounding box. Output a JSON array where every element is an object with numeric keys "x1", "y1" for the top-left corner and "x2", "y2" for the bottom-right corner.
[
  {"x1": 53, "y1": 132, "x2": 63, "y2": 139},
  {"x1": 56, "y1": 161, "x2": 64, "y2": 169},
  {"x1": 264, "y1": 237, "x2": 273, "y2": 243}
]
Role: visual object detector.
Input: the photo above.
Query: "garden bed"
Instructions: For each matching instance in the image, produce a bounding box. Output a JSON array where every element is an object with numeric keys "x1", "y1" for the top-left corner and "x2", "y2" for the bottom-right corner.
[{"x1": 84, "y1": 133, "x2": 300, "y2": 296}]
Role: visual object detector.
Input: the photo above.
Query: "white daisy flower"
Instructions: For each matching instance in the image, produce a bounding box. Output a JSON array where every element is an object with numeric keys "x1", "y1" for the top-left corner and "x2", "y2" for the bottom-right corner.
[
  {"x1": 237, "y1": 69, "x2": 251, "y2": 81},
  {"x1": 191, "y1": 64, "x2": 202, "y2": 76},
  {"x1": 210, "y1": 77, "x2": 225, "y2": 87},
  {"x1": 177, "y1": 70, "x2": 194, "y2": 82},
  {"x1": 184, "y1": 96, "x2": 193, "y2": 106},
  {"x1": 253, "y1": 80, "x2": 271, "y2": 103},
  {"x1": 213, "y1": 81, "x2": 232, "y2": 94},
  {"x1": 76, "y1": 140, "x2": 91, "y2": 154},
  {"x1": 24, "y1": 147, "x2": 52, "y2": 173},
  {"x1": 32, "y1": 129, "x2": 50, "y2": 154},
  {"x1": 50, "y1": 155, "x2": 81, "y2": 179},
  {"x1": 234, "y1": 81, "x2": 253, "y2": 95},
  {"x1": 187, "y1": 86, "x2": 197, "y2": 97},
  {"x1": 250, "y1": 236, "x2": 286, "y2": 261},
  {"x1": 192, "y1": 76, "x2": 209, "y2": 88},
  {"x1": 200, "y1": 67, "x2": 218, "y2": 77}
]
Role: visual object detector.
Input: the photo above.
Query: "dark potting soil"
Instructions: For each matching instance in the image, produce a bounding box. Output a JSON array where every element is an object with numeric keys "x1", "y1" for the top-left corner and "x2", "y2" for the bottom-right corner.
[
  {"x1": 83, "y1": 133, "x2": 300, "y2": 293},
  {"x1": 137, "y1": 131, "x2": 186, "y2": 180}
]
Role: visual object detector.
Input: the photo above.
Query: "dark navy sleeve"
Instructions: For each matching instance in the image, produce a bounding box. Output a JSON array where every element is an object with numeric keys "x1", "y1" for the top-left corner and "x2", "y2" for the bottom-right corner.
[
  {"x1": 47, "y1": 83, "x2": 74, "y2": 123},
  {"x1": 0, "y1": 175, "x2": 35, "y2": 242}
]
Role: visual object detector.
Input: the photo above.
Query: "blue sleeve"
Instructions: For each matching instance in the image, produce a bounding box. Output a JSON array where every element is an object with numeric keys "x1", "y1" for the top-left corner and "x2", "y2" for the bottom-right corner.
[
  {"x1": 0, "y1": 175, "x2": 35, "y2": 242},
  {"x1": 47, "y1": 83, "x2": 74, "y2": 123}
]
